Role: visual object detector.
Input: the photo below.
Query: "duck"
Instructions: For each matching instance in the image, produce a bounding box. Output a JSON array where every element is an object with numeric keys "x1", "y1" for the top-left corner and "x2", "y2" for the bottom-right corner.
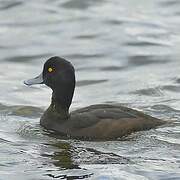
[{"x1": 24, "y1": 56, "x2": 165, "y2": 140}]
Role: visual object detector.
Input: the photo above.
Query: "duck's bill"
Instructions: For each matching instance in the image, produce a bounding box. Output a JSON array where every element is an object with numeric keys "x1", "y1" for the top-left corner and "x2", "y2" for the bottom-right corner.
[{"x1": 24, "y1": 73, "x2": 44, "y2": 86}]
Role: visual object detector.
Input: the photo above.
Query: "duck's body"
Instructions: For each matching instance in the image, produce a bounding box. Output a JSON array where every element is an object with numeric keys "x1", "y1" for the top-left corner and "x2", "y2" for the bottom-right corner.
[
  {"x1": 24, "y1": 56, "x2": 165, "y2": 140},
  {"x1": 41, "y1": 104, "x2": 164, "y2": 140}
]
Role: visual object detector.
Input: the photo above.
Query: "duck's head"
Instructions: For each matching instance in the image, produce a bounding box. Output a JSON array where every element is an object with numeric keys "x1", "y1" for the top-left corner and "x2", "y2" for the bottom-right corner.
[{"x1": 24, "y1": 56, "x2": 75, "y2": 110}]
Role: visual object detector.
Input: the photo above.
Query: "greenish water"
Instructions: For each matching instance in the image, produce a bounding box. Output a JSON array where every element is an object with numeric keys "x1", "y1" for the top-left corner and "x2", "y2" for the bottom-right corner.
[{"x1": 0, "y1": 0, "x2": 180, "y2": 179}]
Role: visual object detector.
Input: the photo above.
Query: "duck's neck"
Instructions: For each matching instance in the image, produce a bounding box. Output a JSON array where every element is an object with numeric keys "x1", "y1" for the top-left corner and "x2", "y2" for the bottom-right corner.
[{"x1": 50, "y1": 90, "x2": 72, "y2": 120}]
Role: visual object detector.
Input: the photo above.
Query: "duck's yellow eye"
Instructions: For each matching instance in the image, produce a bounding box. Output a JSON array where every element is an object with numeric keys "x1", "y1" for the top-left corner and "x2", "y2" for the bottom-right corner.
[{"x1": 48, "y1": 67, "x2": 53, "y2": 73}]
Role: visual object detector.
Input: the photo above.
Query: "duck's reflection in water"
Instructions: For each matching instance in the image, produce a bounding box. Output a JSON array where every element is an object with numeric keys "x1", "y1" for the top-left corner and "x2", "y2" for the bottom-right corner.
[
  {"x1": 42, "y1": 140, "x2": 93, "y2": 179},
  {"x1": 41, "y1": 138, "x2": 130, "y2": 179}
]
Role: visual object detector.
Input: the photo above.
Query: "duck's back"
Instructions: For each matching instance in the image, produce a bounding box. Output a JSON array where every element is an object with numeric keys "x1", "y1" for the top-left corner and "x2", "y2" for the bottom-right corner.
[{"x1": 68, "y1": 104, "x2": 165, "y2": 140}]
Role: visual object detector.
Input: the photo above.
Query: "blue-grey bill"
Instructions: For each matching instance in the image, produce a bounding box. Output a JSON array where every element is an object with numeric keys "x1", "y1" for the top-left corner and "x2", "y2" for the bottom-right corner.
[{"x1": 24, "y1": 73, "x2": 43, "y2": 86}]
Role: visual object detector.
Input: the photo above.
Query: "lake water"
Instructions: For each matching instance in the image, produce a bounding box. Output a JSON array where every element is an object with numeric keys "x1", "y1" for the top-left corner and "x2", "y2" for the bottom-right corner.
[{"x1": 0, "y1": 0, "x2": 180, "y2": 179}]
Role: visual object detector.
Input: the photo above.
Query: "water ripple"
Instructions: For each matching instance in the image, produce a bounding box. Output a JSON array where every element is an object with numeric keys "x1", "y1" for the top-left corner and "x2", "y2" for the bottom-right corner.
[
  {"x1": 0, "y1": 0, "x2": 22, "y2": 10},
  {"x1": 61, "y1": 0, "x2": 104, "y2": 10},
  {"x1": 132, "y1": 87, "x2": 164, "y2": 97},
  {"x1": 4, "y1": 54, "x2": 52, "y2": 63},
  {"x1": 159, "y1": 0, "x2": 180, "y2": 7},
  {"x1": 128, "y1": 55, "x2": 169, "y2": 66},
  {"x1": 76, "y1": 80, "x2": 107, "y2": 87}
]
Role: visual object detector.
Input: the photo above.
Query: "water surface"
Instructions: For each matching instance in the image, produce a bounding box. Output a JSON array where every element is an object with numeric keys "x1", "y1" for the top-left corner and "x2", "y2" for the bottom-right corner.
[{"x1": 0, "y1": 0, "x2": 180, "y2": 179}]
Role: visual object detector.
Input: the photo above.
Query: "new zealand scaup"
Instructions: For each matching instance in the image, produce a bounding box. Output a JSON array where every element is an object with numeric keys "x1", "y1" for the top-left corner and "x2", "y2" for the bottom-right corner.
[{"x1": 24, "y1": 56, "x2": 165, "y2": 140}]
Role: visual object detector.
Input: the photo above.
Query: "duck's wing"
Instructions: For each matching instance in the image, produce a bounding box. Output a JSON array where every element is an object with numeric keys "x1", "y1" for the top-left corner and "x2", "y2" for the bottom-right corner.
[{"x1": 70, "y1": 104, "x2": 164, "y2": 129}]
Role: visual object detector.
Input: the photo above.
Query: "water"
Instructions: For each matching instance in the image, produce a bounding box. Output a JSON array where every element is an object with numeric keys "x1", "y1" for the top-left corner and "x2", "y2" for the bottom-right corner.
[{"x1": 0, "y1": 0, "x2": 180, "y2": 179}]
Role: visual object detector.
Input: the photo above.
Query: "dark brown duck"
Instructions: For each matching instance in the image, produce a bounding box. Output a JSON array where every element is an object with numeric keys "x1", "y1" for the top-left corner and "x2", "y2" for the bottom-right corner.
[{"x1": 24, "y1": 56, "x2": 165, "y2": 140}]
